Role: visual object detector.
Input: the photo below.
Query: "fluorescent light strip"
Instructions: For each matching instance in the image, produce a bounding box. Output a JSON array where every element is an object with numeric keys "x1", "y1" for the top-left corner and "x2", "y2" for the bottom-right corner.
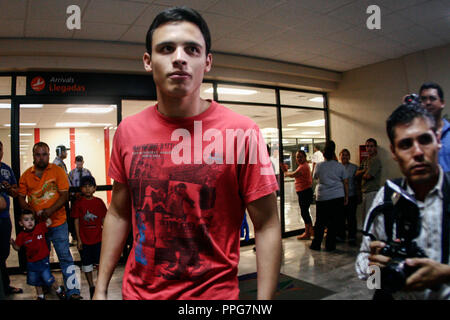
[
  {"x1": 204, "y1": 88, "x2": 257, "y2": 95},
  {"x1": 309, "y1": 97, "x2": 324, "y2": 102},
  {"x1": 302, "y1": 132, "x2": 321, "y2": 135},
  {"x1": 55, "y1": 122, "x2": 112, "y2": 127},
  {"x1": 0, "y1": 104, "x2": 43, "y2": 109},
  {"x1": 66, "y1": 107, "x2": 114, "y2": 114},
  {"x1": 4, "y1": 123, "x2": 36, "y2": 127},
  {"x1": 288, "y1": 119, "x2": 325, "y2": 127}
]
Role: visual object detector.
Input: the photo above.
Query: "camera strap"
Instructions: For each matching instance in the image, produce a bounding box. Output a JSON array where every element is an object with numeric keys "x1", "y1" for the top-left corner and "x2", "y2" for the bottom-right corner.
[{"x1": 362, "y1": 178, "x2": 403, "y2": 242}]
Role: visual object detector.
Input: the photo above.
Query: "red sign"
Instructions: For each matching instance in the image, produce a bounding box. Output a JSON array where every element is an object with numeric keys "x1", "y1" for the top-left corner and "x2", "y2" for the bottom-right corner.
[{"x1": 30, "y1": 76, "x2": 45, "y2": 91}]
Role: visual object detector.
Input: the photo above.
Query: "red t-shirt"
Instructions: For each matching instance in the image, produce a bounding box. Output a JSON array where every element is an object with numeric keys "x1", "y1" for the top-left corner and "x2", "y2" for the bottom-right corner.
[
  {"x1": 294, "y1": 162, "x2": 312, "y2": 192},
  {"x1": 15, "y1": 222, "x2": 49, "y2": 263},
  {"x1": 109, "y1": 101, "x2": 278, "y2": 300},
  {"x1": 71, "y1": 196, "x2": 107, "y2": 245}
]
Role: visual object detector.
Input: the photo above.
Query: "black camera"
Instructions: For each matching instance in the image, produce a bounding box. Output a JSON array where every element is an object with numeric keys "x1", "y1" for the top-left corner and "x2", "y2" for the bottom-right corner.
[
  {"x1": 378, "y1": 195, "x2": 427, "y2": 293},
  {"x1": 403, "y1": 93, "x2": 421, "y2": 104},
  {"x1": 380, "y1": 239, "x2": 427, "y2": 293}
]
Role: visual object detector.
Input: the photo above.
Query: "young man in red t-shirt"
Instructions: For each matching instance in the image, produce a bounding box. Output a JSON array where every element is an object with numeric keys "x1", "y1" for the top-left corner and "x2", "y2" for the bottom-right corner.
[
  {"x1": 94, "y1": 7, "x2": 281, "y2": 300},
  {"x1": 10, "y1": 210, "x2": 66, "y2": 300},
  {"x1": 71, "y1": 176, "x2": 107, "y2": 299}
]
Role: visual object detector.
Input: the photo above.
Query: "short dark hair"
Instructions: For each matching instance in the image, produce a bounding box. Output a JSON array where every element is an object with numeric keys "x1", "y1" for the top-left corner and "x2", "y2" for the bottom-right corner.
[
  {"x1": 323, "y1": 140, "x2": 336, "y2": 160},
  {"x1": 32, "y1": 142, "x2": 50, "y2": 153},
  {"x1": 20, "y1": 209, "x2": 34, "y2": 218},
  {"x1": 386, "y1": 100, "x2": 436, "y2": 146},
  {"x1": 297, "y1": 150, "x2": 306, "y2": 158},
  {"x1": 75, "y1": 155, "x2": 83, "y2": 162},
  {"x1": 339, "y1": 148, "x2": 350, "y2": 157},
  {"x1": 419, "y1": 82, "x2": 444, "y2": 101},
  {"x1": 146, "y1": 6, "x2": 211, "y2": 55},
  {"x1": 366, "y1": 138, "x2": 377, "y2": 147},
  {"x1": 80, "y1": 175, "x2": 96, "y2": 187}
]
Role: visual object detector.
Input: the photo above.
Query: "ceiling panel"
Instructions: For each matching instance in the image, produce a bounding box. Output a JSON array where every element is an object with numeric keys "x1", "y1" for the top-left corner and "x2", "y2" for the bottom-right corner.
[{"x1": 0, "y1": 0, "x2": 448, "y2": 72}]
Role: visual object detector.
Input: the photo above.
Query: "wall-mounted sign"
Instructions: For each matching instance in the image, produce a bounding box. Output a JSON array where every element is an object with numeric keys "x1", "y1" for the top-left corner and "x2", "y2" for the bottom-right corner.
[{"x1": 27, "y1": 72, "x2": 156, "y2": 98}]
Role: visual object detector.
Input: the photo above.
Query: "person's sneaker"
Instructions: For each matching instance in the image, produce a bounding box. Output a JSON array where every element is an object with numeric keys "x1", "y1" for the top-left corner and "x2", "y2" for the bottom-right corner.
[
  {"x1": 36, "y1": 296, "x2": 45, "y2": 300},
  {"x1": 89, "y1": 287, "x2": 96, "y2": 300},
  {"x1": 68, "y1": 293, "x2": 83, "y2": 300},
  {"x1": 56, "y1": 286, "x2": 66, "y2": 300}
]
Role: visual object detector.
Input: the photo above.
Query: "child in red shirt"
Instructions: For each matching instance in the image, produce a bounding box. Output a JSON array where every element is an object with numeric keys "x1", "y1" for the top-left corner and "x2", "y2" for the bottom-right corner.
[
  {"x1": 71, "y1": 176, "x2": 107, "y2": 299},
  {"x1": 10, "y1": 210, "x2": 66, "y2": 300}
]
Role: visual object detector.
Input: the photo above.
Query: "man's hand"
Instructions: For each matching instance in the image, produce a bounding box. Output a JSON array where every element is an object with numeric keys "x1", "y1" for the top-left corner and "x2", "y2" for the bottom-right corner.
[
  {"x1": 368, "y1": 241, "x2": 391, "y2": 268},
  {"x1": 404, "y1": 258, "x2": 450, "y2": 291},
  {"x1": 77, "y1": 240, "x2": 83, "y2": 251}
]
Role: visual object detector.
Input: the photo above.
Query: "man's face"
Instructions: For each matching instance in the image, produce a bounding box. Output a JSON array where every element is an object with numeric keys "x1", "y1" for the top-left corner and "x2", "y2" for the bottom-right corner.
[
  {"x1": 60, "y1": 150, "x2": 67, "y2": 160},
  {"x1": 33, "y1": 146, "x2": 50, "y2": 169},
  {"x1": 420, "y1": 88, "x2": 444, "y2": 119},
  {"x1": 390, "y1": 117, "x2": 440, "y2": 186},
  {"x1": 365, "y1": 141, "x2": 377, "y2": 157},
  {"x1": 76, "y1": 161, "x2": 84, "y2": 169},
  {"x1": 143, "y1": 21, "x2": 212, "y2": 99},
  {"x1": 340, "y1": 150, "x2": 350, "y2": 164}
]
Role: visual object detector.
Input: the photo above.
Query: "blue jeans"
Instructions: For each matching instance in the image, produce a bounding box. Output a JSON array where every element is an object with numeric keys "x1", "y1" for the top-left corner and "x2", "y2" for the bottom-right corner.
[{"x1": 46, "y1": 222, "x2": 80, "y2": 297}]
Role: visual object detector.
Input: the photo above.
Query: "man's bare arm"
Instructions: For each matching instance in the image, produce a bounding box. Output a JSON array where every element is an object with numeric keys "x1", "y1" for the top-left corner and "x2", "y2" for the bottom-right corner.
[
  {"x1": 18, "y1": 194, "x2": 34, "y2": 212},
  {"x1": 247, "y1": 192, "x2": 282, "y2": 300},
  {"x1": 94, "y1": 181, "x2": 132, "y2": 300}
]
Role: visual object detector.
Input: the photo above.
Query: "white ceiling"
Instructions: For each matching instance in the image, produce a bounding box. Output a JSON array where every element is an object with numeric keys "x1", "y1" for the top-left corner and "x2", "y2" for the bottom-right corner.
[{"x1": 0, "y1": 0, "x2": 448, "y2": 72}]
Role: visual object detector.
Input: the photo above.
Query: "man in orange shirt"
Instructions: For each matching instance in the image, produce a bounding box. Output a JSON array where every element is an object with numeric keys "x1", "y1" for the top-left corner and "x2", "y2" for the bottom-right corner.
[{"x1": 18, "y1": 142, "x2": 82, "y2": 300}]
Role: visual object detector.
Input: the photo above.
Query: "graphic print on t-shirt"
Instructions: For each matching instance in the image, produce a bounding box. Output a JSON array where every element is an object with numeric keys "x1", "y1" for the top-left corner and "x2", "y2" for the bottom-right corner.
[{"x1": 128, "y1": 143, "x2": 223, "y2": 282}]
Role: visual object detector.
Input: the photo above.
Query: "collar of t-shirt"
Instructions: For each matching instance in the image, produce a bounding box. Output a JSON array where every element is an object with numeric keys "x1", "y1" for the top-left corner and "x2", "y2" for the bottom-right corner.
[{"x1": 153, "y1": 100, "x2": 217, "y2": 127}]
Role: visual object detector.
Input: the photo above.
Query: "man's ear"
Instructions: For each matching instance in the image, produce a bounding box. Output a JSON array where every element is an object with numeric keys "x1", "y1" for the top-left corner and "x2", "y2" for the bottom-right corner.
[
  {"x1": 143, "y1": 52, "x2": 152, "y2": 72},
  {"x1": 204, "y1": 53, "x2": 212, "y2": 73}
]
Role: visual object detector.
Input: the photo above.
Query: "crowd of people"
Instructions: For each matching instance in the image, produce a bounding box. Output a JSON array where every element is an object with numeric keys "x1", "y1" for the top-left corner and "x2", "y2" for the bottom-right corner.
[
  {"x1": 0, "y1": 6, "x2": 448, "y2": 301},
  {"x1": 1, "y1": 141, "x2": 106, "y2": 300}
]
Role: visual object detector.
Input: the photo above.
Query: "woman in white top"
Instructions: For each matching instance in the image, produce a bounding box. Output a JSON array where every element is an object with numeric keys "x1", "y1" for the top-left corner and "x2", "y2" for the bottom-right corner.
[{"x1": 310, "y1": 141, "x2": 348, "y2": 252}]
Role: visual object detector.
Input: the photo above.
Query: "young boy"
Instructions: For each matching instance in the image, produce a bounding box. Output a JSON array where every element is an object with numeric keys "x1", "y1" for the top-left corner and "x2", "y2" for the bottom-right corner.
[
  {"x1": 71, "y1": 176, "x2": 107, "y2": 299},
  {"x1": 10, "y1": 210, "x2": 66, "y2": 300}
]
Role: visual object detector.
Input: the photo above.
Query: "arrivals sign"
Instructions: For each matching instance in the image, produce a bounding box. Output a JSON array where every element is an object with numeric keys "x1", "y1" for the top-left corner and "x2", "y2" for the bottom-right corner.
[{"x1": 27, "y1": 72, "x2": 156, "y2": 98}]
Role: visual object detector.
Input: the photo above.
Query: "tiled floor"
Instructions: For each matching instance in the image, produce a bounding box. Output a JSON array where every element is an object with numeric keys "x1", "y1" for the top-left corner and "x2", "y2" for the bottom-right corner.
[
  {"x1": 4, "y1": 180, "x2": 373, "y2": 300},
  {"x1": 3, "y1": 234, "x2": 373, "y2": 300}
]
